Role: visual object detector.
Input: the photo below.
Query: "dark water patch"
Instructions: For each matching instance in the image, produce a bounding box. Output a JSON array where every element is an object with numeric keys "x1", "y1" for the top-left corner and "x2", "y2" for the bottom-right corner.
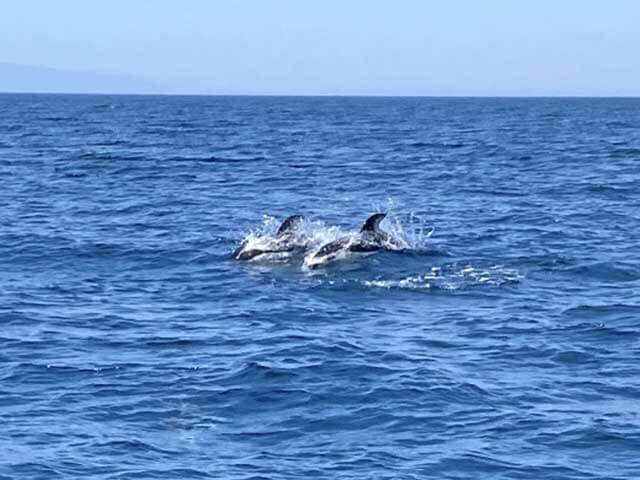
[
  {"x1": 283, "y1": 162, "x2": 314, "y2": 169},
  {"x1": 91, "y1": 439, "x2": 182, "y2": 456},
  {"x1": 406, "y1": 141, "x2": 465, "y2": 149},
  {"x1": 606, "y1": 120, "x2": 634, "y2": 128},
  {"x1": 5, "y1": 463, "x2": 64, "y2": 479},
  {"x1": 609, "y1": 147, "x2": 640, "y2": 157},
  {"x1": 562, "y1": 304, "x2": 640, "y2": 322},
  {"x1": 77, "y1": 151, "x2": 148, "y2": 162},
  {"x1": 87, "y1": 139, "x2": 131, "y2": 147},
  {"x1": 561, "y1": 262, "x2": 640, "y2": 282},
  {"x1": 90, "y1": 103, "x2": 122, "y2": 110},
  {"x1": 166, "y1": 155, "x2": 267, "y2": 163},
  {"x1": 39, "y1": 116, "x2": 78, "y2": 122},
  {"x1": 15, "y1": 131, "x2": 44, "y2": 139}
]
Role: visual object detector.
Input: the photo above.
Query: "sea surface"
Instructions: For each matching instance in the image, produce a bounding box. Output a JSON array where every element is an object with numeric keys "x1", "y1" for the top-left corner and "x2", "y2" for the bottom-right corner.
[{"x1": 1, "y1": 94, "x2": 640, "y2": 479}]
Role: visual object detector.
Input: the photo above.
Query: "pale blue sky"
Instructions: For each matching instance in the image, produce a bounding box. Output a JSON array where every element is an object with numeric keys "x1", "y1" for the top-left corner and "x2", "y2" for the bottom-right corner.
[{"x1": 1, "y1": 0, "x2": 639, "y2": 95}]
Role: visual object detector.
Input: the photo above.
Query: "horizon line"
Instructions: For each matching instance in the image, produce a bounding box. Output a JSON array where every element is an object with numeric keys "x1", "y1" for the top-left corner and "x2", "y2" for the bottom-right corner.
[{"x1": 1, "y1": 91, "x2": 639, "y2": 99}]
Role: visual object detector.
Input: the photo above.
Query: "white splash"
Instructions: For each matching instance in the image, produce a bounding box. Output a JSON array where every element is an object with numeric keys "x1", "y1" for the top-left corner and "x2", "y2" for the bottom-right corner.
[
  {"x1": 369, "y1": 199, "x2": 434, "y2": 250},
  {"x1": 381, "y1": 211, "x2": 433, "y2": 250}
]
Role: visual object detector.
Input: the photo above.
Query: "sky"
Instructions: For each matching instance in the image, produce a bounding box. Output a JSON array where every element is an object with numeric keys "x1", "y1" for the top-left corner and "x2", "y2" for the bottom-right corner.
[{"x1": 1, "y1": 0, "x2": 639, "y2": 96}]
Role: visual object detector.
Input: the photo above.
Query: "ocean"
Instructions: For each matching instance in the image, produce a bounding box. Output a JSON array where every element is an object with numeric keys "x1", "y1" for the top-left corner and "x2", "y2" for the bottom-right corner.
[{"x1": 1, "y1": 94, "x2": 639, "y2": 479}]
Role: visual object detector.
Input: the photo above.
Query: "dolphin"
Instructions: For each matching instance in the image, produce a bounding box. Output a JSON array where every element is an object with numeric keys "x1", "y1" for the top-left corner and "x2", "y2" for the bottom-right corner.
[
  {"x1": 233, "y1": 215, "x2": 308, "y2": 261},
  {"x1": 304, "y1": 213, "x2": 404, "y2": 269}
]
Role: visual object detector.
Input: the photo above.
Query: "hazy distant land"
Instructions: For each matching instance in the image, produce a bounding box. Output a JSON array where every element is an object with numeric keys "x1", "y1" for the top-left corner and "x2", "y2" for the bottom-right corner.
[{"x1": 0, "y1": 62, "x2": 162, "y2": 94}]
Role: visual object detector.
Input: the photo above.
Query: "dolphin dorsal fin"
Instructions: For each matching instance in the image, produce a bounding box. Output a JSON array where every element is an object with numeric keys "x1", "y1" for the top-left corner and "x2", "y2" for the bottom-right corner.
[
  {"x1": 360, "y1": 213, "x2": 386, "y2": 233},
  {"x1": 276, "y1": 215, "x2": 304, "y2": 236}
]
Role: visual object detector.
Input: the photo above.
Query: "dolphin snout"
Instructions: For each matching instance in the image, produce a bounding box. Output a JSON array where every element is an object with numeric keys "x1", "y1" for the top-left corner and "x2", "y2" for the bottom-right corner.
[{"x1": 235, "y1": 249, "x2": 263, "y2": 261}]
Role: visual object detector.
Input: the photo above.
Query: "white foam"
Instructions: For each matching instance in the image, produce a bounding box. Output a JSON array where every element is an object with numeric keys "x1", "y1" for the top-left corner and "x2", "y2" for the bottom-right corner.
[{"x1": 363, "y1": 264, "x2": 522, "y2": 291}]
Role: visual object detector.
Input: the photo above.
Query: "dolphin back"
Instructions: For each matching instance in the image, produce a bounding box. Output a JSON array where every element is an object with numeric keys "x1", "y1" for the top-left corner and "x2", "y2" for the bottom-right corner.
[{"x1": 313, "y1": 236, "x2": 350, "y2": 258}]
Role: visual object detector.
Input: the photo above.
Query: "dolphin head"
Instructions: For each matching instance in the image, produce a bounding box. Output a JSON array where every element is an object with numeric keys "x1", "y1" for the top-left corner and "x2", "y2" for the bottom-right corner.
[{"x1": 234, "y1": 247, "x2": 265, "y2": 261}]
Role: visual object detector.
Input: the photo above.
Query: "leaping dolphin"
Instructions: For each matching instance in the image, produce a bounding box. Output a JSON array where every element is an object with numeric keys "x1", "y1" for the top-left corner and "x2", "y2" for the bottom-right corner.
[
  {"x1": 233, "y1": 215, "x2": 308, "y2": 261},
  {"x1": 304, "y1": 213, "x2": 404, "y2": 269}
]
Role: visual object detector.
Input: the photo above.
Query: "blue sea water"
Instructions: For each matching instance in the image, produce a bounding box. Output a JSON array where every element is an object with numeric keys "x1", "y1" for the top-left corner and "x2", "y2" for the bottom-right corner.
[{"x1": 1, "y1": 93, "x2": 640, "y2": 479}]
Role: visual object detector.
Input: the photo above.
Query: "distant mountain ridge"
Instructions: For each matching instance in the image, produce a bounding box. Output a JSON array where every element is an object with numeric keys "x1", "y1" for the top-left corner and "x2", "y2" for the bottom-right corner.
[{"x1": 0, "y1": 62, "x2": 162, "y2": 94}]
